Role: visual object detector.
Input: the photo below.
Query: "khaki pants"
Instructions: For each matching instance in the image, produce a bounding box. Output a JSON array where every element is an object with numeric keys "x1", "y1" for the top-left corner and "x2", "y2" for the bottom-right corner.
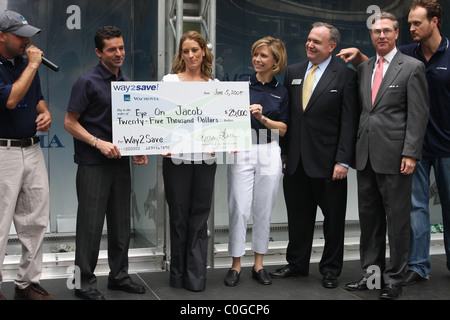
[{"x1": 0, "y1": 143, "x2": 50, "y2": 289}]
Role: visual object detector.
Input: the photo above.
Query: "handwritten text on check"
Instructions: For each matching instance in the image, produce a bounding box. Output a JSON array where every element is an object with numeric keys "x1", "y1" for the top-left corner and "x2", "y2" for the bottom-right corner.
[{"x1": 111, "y1": 81, "x2": 252, "y2": 155}]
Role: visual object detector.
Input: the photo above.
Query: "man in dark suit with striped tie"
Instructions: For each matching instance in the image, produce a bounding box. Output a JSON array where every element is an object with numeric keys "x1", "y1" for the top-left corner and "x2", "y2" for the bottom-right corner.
[{"x1": 270, "y1": 22, "x2": 359, "y2": 289}]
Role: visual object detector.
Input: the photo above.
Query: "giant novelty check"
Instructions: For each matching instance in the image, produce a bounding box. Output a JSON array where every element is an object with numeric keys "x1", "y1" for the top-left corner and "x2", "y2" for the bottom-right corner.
[{"x1": 111, "y1": 81, "x2": 252, "y2": 155}]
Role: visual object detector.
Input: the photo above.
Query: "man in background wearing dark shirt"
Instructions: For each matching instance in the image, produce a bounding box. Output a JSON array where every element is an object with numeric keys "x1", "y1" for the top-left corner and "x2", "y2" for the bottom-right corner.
[
  {"x1": 0, "y1": 10, "x2": 53, "y2": 300},
  {"x1": 65, "y1": 26, "x2": 147, "y2": 300}
]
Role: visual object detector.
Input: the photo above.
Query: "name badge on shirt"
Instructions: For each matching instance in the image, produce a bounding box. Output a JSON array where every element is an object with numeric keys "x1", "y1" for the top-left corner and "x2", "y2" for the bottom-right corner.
[{"x1": 292, "y1": 79, "x2": 302, "y2": 85}]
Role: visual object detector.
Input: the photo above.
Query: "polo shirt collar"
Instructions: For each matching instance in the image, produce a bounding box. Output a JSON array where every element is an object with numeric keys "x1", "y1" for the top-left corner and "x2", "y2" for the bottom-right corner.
[
  {"x1": 0, "y1": 54, "x2": 24, "y2": 66},
  {"x1": 249, "y1": 72, "x2": 278, "y2": 88},
  {"x1": 414, "y1": 34, "x2": 449, "y2": 56},
  {"x1": 96, "y1": 61, "x2": 125, "y2": 81},
  {"x1": 435, "y1": 34, "x2": 448, "y2": 53}
]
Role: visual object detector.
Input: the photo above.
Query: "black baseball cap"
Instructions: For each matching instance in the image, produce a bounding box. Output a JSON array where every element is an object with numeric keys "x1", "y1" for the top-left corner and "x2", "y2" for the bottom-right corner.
[{"x1": 0, "y1": 10, "x2": 41, "y2": 37}]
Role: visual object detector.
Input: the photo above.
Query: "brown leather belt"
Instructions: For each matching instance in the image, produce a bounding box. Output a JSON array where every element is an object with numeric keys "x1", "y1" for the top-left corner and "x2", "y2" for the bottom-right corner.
[{"x1": 0, "y1": 136, "x2": 40, "y2": 148}]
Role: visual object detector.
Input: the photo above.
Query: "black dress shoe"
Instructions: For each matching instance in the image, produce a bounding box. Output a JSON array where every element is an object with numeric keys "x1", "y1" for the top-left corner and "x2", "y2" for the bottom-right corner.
[
  {"x1": 379, "y1": 283, "x2": 402, "y2": 300},
  {"x1": 224, "y1": 269, "x2": 240, "y2": 287},
  {"x1": 345, "y1": 276, "x2": 369, "y2": 291},
  {"x1": 252, "y1": 267, "x2": 272, "y2": 285},
  {"x1": 108, "y1": 280, "x2": 146, "y2": 294},
  {"x1": 403, "y1": 270, "x2": 427, "y2": 286},
  {"x1": 269, "y1": 265, "x2": 303, "y2": 278},
  {"x1": 322, "y1": 272, "x2": 338, "y2": 289},
  {"x1": 75, "y1": 289, "x2": 105, "y2": 300}
]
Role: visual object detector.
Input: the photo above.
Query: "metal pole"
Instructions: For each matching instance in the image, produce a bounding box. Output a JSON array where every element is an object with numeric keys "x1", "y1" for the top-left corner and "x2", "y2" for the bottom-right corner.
[
  {"x1": 157, "y1": 0, "x2": 166, "y2": 81},
  {"x1": 205, "y1": 0, "x2": 216, "y2": 270},
  {"x1": 176, "y1": 0, "x2": 184, "y2": 45},
  {"x1": 209, "y1": 0, "x2": 216, "y2": 76}
]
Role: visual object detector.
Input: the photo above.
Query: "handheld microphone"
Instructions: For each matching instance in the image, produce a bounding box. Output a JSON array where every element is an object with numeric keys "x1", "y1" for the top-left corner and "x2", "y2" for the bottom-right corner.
[{"x1": 41, "y1": 56, "x2": 60, "y2": 72}]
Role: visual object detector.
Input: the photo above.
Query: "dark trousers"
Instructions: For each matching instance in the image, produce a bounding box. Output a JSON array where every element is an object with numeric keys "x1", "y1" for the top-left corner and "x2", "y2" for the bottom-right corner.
[
  {"x1": 75, "y1": 163, "x2": 132, "y2": 291},
  {"x1": 357, "y1": 161, "x2": 412, "y2": 285},
  {"x1": 163, "y1": 158, "x2": 216, "y2": 291},
  {"x1": 283, "y1": 159, "x2": 347, "y2": 276}
]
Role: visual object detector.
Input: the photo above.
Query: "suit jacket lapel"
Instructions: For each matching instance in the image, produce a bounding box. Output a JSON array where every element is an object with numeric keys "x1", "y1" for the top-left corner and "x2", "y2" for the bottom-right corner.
[
  {"x1": 292, "y1": 62, "x2": 308, "y2": 115},
  {"x1": 363, "y1": 57, "x2": 376, "y2": 109},
  {"x1": 305, "y1": 59, "x2": 337, "y2": 112},
  {"x1": 373, "y1": 51, "x2": 403, "y2": 108}
]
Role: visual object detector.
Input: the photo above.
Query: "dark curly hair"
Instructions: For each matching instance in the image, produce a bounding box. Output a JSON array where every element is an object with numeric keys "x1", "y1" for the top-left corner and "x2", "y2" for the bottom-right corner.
[{"x1": 94, "y1": 26, "x2": 123, "y2": 52}]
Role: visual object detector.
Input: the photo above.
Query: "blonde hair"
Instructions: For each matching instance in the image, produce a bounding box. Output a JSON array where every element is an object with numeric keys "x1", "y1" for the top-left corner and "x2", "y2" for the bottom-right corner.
[
  {"x1": 251, "y1": 37, "x2": 287, "y2": 75},
  {"x1": 172, "y1": 30, "x2": 214, "y2": 80}
]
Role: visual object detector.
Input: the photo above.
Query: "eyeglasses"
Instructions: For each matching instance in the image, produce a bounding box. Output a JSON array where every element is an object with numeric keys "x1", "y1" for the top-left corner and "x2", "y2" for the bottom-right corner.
[{"x1": 371, "y1": 28, "x2": 395, "y2": 36}]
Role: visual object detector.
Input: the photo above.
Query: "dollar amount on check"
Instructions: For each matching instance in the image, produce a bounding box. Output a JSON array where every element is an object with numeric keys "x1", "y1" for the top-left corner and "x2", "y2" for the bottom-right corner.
[{"x1": 112, "y1": 81, "x2": 252, "y2": 155}]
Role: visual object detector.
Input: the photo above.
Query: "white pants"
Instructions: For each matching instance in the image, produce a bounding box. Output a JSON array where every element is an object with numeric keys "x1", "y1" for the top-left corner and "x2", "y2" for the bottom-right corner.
[
  {"x1": 227, "y1": 141, "x2": 282, "y2": 257},
  {"x1": 0, "y1": 143, "x2": 50, "y2": 289}
]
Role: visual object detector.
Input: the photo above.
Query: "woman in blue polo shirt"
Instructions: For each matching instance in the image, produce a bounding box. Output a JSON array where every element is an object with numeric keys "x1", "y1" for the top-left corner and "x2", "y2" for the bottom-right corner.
[{"x1": 224, "y1": 37, "x2": 289, "y2": 286}]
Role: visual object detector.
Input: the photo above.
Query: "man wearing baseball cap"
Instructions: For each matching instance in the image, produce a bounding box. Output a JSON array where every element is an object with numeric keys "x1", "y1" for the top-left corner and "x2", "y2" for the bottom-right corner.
[
  {"x1": 0, "y1": 10, "x2": 53, "y2": 300},
  {"x1": 0, "y1": 10, "x2": 41, "y2": 37}
]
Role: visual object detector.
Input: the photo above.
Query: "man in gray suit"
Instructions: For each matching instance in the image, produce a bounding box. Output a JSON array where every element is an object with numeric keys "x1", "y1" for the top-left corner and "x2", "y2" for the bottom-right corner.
[{"x1": 345, "y1": 12, "x2": 429, "y2": 299}]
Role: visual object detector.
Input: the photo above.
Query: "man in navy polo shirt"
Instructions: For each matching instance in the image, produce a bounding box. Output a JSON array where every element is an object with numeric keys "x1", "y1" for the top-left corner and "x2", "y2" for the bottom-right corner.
[
  {"x1": 401, "y1": 0, "x2": 450, "y2": 286},
  {"x1": 338, "y1": 0, "x2": 450, "y2": 287},
  {"x1": 0, "y1": 10, "x2": 53, "y2": 300},
  {"x1": 65, "y1": 26, "x2": 147, "y2": 300}
]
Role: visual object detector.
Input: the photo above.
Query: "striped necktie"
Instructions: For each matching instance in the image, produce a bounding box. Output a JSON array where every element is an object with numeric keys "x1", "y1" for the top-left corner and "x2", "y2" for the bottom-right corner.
[
  {"x1": 302, "y1": 64, "x2": 318, "y2": 110},
  {"x1": 372, "y1": 57, "x2": 384, "y2": 105}
]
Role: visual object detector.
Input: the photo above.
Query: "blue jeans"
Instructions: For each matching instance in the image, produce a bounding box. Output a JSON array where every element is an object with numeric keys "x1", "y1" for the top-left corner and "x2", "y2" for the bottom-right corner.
[{"x1": 409, "y1": 157, "x2": 450, "y2": 277}]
